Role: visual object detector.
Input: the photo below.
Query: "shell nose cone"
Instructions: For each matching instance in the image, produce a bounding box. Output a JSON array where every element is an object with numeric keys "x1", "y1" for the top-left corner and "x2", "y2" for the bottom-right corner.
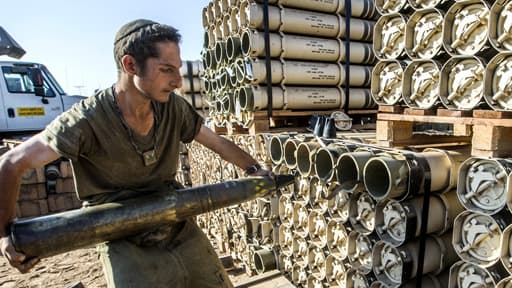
[{"x1": 275, "y1": 174, "x2": 295, "y2": 189}]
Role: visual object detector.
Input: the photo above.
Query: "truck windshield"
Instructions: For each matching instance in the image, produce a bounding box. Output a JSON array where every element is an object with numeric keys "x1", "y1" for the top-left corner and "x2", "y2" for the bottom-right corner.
[{"x1": 41, "y1": 65, "x2": 66, "y2": 96}]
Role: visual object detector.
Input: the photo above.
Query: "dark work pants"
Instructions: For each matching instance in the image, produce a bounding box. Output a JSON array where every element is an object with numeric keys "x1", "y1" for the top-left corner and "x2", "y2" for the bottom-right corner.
[{"x1": 97, "y1": 219, "x2": 233, "y2": 288}]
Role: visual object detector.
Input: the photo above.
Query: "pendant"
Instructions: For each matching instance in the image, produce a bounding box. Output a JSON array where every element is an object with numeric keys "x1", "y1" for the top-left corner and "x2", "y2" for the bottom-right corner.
[{"x1": 143, "y1": 149, "x2": 158, "y2": 166}]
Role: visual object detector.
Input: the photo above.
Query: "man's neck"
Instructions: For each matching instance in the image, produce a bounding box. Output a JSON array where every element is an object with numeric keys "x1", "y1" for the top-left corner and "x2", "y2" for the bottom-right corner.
[
  {"x1": 114, "y1": 81, "x2": 153, "y2": 121},
  {"x1": 114, "y1": 80, "x2": 155, "y2": 136}
]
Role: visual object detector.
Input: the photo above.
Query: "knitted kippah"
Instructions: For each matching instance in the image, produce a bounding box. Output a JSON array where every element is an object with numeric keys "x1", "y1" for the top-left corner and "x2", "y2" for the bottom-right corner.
[{"x1": 114, "y1": 19, "x2": 158, "y2": 44}]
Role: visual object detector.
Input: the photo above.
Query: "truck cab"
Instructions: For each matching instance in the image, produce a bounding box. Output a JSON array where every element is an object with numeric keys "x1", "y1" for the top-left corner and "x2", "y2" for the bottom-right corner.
[
  {"x1": 0, "y1": 61, "x2": 85, "y2": 133},
  {"x1": 0, "y1": 26, "x2": 85, "y2": 134}
]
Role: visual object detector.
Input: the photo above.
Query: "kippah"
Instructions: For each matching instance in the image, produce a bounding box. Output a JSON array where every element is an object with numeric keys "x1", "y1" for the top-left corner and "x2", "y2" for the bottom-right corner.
[{"x1": 114, "y1": 19, "x2": 158, "y2": 44}]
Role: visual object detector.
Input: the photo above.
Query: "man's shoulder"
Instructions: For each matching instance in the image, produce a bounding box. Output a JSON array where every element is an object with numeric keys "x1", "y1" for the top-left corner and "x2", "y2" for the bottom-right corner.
[
  {"x1": 48, "y1": 87, "x2": 113, "y2": 132},
  {"x1": 88, "y1": 87, "x2": 113, "y2": 106},
  {"x1": 71, "y1": 87, "x2": 112, "y2": 114}
]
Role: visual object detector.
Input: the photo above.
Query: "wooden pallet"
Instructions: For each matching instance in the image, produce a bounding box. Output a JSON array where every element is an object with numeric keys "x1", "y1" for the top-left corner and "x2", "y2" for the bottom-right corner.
[
  {"x1": 246, "y1": 110, "x2": 316, "y2": 135},
  {"x1": 377, "y1": 106, "x2": 512, "y2": 157},
  {"x1": 231, "y1": 109, "x2": 377, "y2": 135}
]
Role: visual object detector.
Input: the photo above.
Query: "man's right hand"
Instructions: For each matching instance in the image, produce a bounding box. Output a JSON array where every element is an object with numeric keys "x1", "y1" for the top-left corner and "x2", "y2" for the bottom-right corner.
[{"x1": 0, "y1": 236, "x2": 39, "y2": 273}]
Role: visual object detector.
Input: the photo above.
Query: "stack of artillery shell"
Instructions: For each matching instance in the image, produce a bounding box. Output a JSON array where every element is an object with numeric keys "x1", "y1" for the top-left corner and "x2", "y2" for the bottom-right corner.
[
  {"x1": 340, "y1": 145, "x2": 465, "y2": 287},
  {"x1": 177, "y1": 60, "x2": 208, "y2": 110},
  {"x1": 189, "y1": 135, "x2": 284, "y2": 275},
  {"x1": 201, "y1": 0, "x2": 378, "y2": 128},
  {"x1": 187, "y1": 131, "x2": 512, "y2": 287},
  {"x1": 448, "y1": 157, "x2": 512, "y2": 287},
  {"x1": 372, "y1": 0, "x2": 512, "y2": 112}
]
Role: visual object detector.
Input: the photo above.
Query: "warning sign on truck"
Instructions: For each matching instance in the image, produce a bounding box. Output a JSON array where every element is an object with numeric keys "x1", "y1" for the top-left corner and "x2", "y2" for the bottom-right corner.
[{"x1": 17, "y1": 107, "x2": 45, "y2": 116}]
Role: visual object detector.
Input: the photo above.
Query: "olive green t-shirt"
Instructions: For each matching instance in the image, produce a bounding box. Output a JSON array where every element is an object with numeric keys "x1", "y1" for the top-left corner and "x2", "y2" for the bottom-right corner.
[{"x1": 41, "y1": 87, "x2": 203, "y2": 202}]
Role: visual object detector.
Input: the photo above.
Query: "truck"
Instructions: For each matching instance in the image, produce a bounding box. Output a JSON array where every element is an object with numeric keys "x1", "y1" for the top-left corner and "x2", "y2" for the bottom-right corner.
[{"x1": 0, "y1": 26, "x2": 85, "y2": 135}]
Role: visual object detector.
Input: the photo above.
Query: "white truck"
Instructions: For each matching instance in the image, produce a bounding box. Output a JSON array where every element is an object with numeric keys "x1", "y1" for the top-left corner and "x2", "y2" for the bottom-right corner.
[{"x1": 0, "y1": 26, "x2": 85, "y2": 135}]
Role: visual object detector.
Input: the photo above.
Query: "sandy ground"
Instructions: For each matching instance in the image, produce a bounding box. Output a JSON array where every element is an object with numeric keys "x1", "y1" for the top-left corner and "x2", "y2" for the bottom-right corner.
[
  {"x1": 0, "y1": 248, "x2": 293, "y2": 288},
  {"x1": 0, "y1": 248, "x2": 106, "y2": 288}
]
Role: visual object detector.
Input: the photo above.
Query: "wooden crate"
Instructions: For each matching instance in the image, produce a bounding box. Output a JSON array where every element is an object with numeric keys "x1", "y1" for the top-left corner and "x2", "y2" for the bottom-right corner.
[
  {"x1": 47, "y1": 193, "x2": 82, "y2": 213},
  {"x1": 377, "y1": 106, "x2": 512, "y2": 157},
  {"x1": 16, "y1": 200, "x2": 49, "y2": 218},
  {"x1": 15, "y1": 158, "x2": 80, "y2": 217}
]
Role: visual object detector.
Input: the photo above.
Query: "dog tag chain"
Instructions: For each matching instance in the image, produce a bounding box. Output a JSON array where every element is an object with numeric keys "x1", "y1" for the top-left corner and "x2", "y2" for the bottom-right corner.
[{"x1": 112, "y1": 87, "x2": 159, "y2": 166}]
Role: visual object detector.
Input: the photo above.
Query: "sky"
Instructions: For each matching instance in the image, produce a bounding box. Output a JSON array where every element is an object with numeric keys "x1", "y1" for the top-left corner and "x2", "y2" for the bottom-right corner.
[{"x1": 0, "y1": 0, "x2": 211, "y2": 95}]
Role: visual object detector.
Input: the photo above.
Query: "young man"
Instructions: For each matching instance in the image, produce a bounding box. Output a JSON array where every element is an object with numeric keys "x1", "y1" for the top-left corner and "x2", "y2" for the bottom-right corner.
[{"x1": 0, "y1": 19, "x2": 271, "y2": 287}]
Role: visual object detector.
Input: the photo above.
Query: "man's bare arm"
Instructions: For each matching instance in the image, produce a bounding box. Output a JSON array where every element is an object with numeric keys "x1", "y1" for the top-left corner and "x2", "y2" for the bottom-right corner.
[
  {"x1": 194, "y1": 125, "x2": 259, "y2": 171},
  {"x1": 0, "y1": 133, "x2": 61, "y2": 272}
]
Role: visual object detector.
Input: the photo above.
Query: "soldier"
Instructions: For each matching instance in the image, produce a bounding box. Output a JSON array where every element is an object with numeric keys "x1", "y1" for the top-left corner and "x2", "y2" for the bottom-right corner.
[{"x1": 0, "y1": 19, "x2": 272, "y2": 287}]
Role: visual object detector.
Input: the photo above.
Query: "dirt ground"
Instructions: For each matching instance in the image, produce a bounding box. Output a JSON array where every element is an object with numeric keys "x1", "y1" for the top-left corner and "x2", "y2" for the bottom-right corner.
[
  {"x1": 0, "y1": 248, "x2": 293, "y2": 288},
  {"x1": 0, "y1": 248, "x2": 106, "y2": 288}
]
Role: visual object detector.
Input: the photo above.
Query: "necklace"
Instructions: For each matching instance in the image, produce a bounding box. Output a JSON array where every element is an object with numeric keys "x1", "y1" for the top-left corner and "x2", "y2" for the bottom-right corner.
[{"x1": 112, "y1": 86, "x2": 159, "y2": 166}]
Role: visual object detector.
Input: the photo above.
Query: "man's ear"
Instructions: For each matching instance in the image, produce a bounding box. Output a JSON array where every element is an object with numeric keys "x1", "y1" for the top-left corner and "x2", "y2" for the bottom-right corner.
[{"x1": 121, "y1": 55, "x2": 139, "y2": 75}]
